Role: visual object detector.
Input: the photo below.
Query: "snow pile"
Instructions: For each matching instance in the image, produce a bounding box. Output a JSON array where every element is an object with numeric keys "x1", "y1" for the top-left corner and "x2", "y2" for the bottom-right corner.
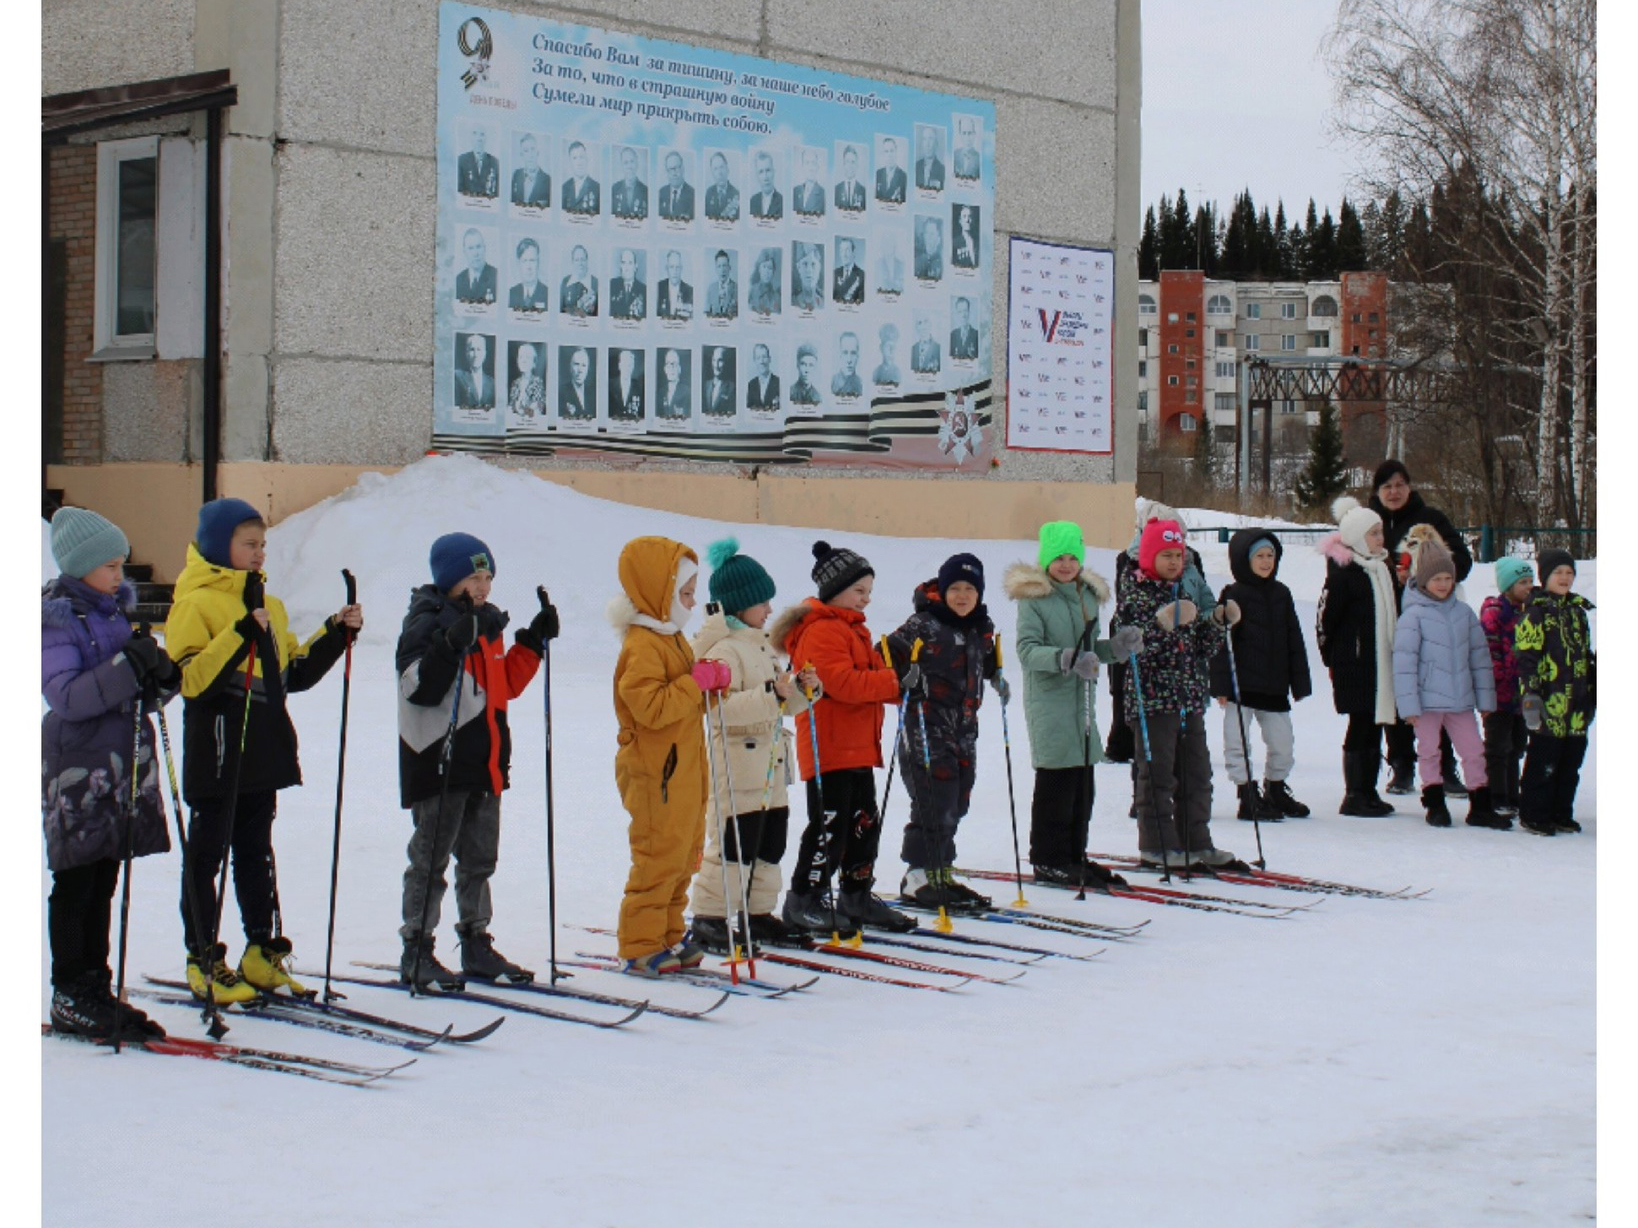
[{"x1": 42, "y1": 458, "x2": 1595, "y2": 1226}]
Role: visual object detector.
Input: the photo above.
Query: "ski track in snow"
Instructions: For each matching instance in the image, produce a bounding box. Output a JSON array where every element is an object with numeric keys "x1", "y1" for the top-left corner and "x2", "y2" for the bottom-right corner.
[{"x1": 41, "y1": 457, "x2": 1595, "y2": 1226}]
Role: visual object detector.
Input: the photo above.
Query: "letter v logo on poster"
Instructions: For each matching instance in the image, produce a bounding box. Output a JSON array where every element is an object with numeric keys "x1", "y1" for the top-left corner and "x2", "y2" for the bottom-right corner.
[{"x1": 1037, "y1": 308, "x2": 1062, "y2": 342}]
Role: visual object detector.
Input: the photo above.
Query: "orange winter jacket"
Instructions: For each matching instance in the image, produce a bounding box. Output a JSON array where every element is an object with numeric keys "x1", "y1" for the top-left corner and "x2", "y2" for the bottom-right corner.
[
  {"x1": 773, "y1": 597, "x2": 900, "y2": 778},
  {"x1": 610, "y1": 538, "x2": 708, "y2": 831}
]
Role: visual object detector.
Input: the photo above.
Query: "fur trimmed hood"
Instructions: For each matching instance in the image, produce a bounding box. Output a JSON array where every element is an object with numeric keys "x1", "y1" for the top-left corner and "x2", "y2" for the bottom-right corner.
[
  {"x1": 1318, "y1": 531, "x2": 1356, "y2": 567},
  {"x1": 42, "y1": 576, "x2": 135, "y2": 627},
  {"x1": 1002, "y1": 559, "x2": 1110, "y2": 604},
  {"x1": 768, "y1": 600, "x2": 813, "y2": 656}
]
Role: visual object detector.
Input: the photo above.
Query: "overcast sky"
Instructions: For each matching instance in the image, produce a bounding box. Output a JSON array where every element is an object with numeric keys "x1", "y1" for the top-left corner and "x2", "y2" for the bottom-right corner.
[{"x1": 1141, "y1": 0, "x2": 1360, "y2": 218}]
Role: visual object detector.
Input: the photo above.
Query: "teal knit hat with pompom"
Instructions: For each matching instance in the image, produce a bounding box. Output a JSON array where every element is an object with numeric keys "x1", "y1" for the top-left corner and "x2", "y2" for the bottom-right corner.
[{"x1": 706, "y1": 536, "x2": 776, "y2": 616}]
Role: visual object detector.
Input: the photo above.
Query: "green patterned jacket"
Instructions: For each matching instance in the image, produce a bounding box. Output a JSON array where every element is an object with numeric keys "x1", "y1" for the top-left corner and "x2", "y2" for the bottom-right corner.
[{"x1": 1515, "y1": 588, "x2": 1595, "y2": 737}]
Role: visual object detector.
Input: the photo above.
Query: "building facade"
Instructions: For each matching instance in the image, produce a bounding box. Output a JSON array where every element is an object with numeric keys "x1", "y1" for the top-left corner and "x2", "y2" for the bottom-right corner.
[{"x1": 43, "y1": 0, "x2": 1142, "y2": 577}]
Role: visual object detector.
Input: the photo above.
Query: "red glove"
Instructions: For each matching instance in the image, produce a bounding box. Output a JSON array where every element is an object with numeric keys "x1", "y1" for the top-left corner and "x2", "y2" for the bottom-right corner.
[{"x1": 691, "y1": 659, "x2": 733, "y2": 693}]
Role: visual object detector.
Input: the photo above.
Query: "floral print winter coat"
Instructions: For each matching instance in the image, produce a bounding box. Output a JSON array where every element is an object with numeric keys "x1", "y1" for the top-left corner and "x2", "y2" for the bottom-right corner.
[
  {"x1": 41, "y1": 576, "x2": 175, "y2": 872},
  {"x1": 1118, "y1": 572, "x2": 1227, "y2": 718},
  {"x1": 1479, "y1": 593, "x2": 1526, "y2": 712},
  {"x1": 1515, "y1": 588, "x2": 1595, "y2": 738}
]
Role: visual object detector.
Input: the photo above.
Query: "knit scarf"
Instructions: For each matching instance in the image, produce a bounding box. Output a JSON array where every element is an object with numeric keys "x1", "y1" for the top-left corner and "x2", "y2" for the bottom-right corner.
[{"x1": 1355, "y1": 547, "x2": 1399, "y2": 725}]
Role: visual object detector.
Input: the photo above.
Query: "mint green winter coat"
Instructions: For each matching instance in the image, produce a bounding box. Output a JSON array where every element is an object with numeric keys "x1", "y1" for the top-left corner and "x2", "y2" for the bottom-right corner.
[{"x1": 1005, "y1": 561, "x2": 1118, "y2": 770}]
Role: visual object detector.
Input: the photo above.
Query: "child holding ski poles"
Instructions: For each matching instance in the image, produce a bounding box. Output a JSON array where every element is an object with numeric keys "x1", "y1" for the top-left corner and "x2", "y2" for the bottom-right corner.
[
  {"x1": 1514, "y1": 549, "x2": 1595, "y2": 837},
  {"x1": 686, "y1": 537, "x2": 818, "y2": 952},
  {"x1": 395, "y1": 533, "x2": 559, "y2": 988},
  {"x1": 1117, "y1": 517, "x2": 1245, "y2": 871},
  {"x1": 1005, "y1": 521, "x2": 1139, "y2": 887},
  {"x1": 1209, "y1": 529, "x2": 1313, "y2": 821},
  {"x1": 43, "y1": 508, "x2": 178, "y2": 1040},
  {"x1": 772, "y1": 540, "x2": 917, "y2": 936},
  {"x1": 164, "y1": 497, "x2": 361, "y2": 1002},
  {"x1": 884, "y1": 553, "x2": 1003, "y2": 911},
  {"x1": 610, "y1": 535, "x2": 732, "y2": 977}
]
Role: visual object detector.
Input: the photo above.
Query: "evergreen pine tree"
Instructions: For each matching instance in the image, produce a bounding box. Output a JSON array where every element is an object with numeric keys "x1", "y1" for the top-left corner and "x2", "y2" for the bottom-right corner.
[
  {"x1": 1273, "y1": 200, "x2": 1294, "y2": 277},
  {"x1": 1293, "y1": 399, "x2": 1348, "y2": 508},
  {"x1": 1311, "y1": 207, "x2": 1339, "y2": 279},
  {"x1": 1173, "y1": 188, "x2": 1196, "y2": 268},
  {"x1": 1139, "y1": 205, "x2": 1159, "y2": 279},
  {"x1": 1221, "y1": 191, "x2": 1249, "y2": 276},
  {"x1": 1193, "y1": 408, "x2": 1217, "y2": 489},
  {"x1": 1255, "y1": 207, "x2": 1277, "y2": 277},
  {"x1": 1194, "y1": 203, "x2": 1219, "y2": 274},
  {"x1": 1302, "y1": 200, "x2": 1321, "y2": 277},
  {"x1": 1336, "y1": 198, "x2": 1367, "y2": 272}
]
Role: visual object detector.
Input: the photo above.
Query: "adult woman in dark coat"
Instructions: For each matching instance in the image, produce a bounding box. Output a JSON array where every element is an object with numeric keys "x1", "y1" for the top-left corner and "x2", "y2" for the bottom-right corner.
[{"x1": 1368, "y1": 459, "x2": 1473, "y2": 793}]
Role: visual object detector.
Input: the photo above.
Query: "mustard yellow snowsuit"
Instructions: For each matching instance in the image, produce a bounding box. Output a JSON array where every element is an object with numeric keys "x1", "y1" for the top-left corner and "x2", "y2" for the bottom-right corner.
[{"x1": 611, "y1": 537, "x2": 708, "y2": 959}]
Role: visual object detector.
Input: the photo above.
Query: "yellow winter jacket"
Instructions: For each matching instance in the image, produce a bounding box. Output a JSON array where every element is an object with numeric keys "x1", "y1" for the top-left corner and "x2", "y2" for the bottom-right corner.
[{"x1": 163, "y1": 543, "x2": 344, "y2": 802}]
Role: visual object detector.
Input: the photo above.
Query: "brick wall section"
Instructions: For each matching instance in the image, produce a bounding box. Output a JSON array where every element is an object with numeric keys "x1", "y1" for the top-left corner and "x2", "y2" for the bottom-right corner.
[
  {"x1": 1157, "y1": 270, "x2": 1205, "y2": 442},
  {"x1": 50, "y1": 144, "x2": 103, "y2": 465}
]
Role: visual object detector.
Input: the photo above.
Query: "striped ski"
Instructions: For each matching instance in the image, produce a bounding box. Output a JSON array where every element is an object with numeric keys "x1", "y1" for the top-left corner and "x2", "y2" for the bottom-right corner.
[
  {"x1": 563, "y1": 953, "x2": 814, "y2": 997},
  {"x1": 326, "y1": 970, "x2": 646, "y2": 1029},
  {"x1": 131, "y1": 986, "x2": 448, "y2": 1052},
  {"x1": 43, "y1": 1022, "x2": 406, "y2": 1086},
  {"x1": 350, "y1": 961, "x2": 729, "y2": 1020},
  {"x1": 1088, "y1": 851, "x2": 1424, "y2": 900}
]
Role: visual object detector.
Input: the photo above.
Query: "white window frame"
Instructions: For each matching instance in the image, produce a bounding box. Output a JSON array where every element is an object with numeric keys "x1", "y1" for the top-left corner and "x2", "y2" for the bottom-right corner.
[
  {"x1": 1207, "y1": 294, "x2": 1232, "y2": 315},
  {"x1": 94, "y1": 136, "x2": 161, "y2": 359},
  {"x1": 1215, "y1": 361, "x2": 1235, "y2": 378},
  {"x1": 1280, "y1": 301, "x2": 1297, "y2": 319},
  {"x1": 1179, "y1": 412, "x2": 1197, "y2": 432},
  {"x1": 1245, "y1": 302, "x2": 1261, "y2": 319},
  {"x1": 1139, "y1": 295, "x2": 1158, "y2": 316},
  {"x1": 1215, "y1": 330, "x2": 1232, "y2": 347},
  {"x1": 1281, "y1": 333, "x2": 1297, "y2": 351},
  {"x1": 1312, "y1": 330, "x2": 1331, "y2": 348},
  {"x1": 1244, "y1": 334, "x2": 1260, "y2": 351}
]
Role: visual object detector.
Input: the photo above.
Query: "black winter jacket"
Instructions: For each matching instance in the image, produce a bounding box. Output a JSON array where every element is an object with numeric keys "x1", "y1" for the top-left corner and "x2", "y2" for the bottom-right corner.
[
  {"x1": 1316, "y1": 542, "x2": 1402, "y2": 716},
  {"x1": 1369, "y1": 490, "x2": 1473, "y2": 583},
  {"x1": 884, "y1": 580, "x2": 997, "y2": 770},
  {"x1": 1208, "y1": 530, "x2": 1312, "y2": 711}
]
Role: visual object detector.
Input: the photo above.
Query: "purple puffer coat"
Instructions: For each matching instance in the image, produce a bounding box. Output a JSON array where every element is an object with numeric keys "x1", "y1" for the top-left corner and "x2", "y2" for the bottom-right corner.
[{"x1": 41, "y1": 576, "x2": 174, "y2": 872}]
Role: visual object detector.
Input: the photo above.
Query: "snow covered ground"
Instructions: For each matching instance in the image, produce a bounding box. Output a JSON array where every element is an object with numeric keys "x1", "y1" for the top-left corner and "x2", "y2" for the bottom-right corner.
[{"x1": 40, "y1": 456, "x2": 1597, "y2": 1226}]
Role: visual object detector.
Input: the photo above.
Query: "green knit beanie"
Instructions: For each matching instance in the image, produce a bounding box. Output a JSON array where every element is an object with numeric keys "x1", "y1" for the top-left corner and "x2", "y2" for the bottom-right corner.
[
  {"x1": 706, "y1": 536, "x2": 776, "y2": 615},
  {"x1": 1037, "y1": 521, "x2": 1085, "y2": 571}
]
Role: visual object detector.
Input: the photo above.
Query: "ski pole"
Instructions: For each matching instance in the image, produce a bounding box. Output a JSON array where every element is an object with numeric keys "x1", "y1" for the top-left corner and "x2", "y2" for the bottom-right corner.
[
  {"x1": 112, "y1": 634, "x2": 150, "y2": 1054},
  {"x1": 1076, "y1": 618, "x2": 1095, "y2": 902},
  {"x1": 200, "y1": 636, "x2": 258, "y2": 1038},
  {"x1": 906, "y1": 638, "x2": 951, "y2": 933},
  {"x1": 155, "y1": 704, "x2": 219, "y2": 1035},
  {"x1": 798, "y1": 663, "x2": 846, "y2": 944},
  {"x1": 877, "y1": 635, "x2": 909, "y2": 826},
  {"x1": 1172, "y1": 582, "x2": 1193, "y2": 878},
  {"x1": 321, "y1": 569, "x2": 356, "y2": 1003},
  {"x1": 1128, "y1": 653, "x2": 1170, "y2": 884},
  {"x1": 536, "y1": 586, "x2": 566, "y2": 984},
  {"x1": 993, "y1": 638, "x2": 1027, "y2": 907},
  {"x1": 1224, "y1": 621, "x2": 1267, "y2": 869},
  {"x1": 707, "y1": 686, "x2": 757, "y2": 980},
  {"x1": 410, "y1": 625, "x2": 470, "y2": 996}
]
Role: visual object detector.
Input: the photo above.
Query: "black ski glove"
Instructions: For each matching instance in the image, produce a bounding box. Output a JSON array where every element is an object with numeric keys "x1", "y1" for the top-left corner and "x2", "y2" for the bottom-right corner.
[
  {"x1": 237, "y1": 572, "x2": 266, "y2": 641},
  {"x1": 515, "y1": 601, "x2": 560, "y2": 655},
  {"x1": 445, "y1": 612, "x2": 479, "y2": 654},
  {"x1": 123, "y1": 634, "x2": 171, "y2": 684}
]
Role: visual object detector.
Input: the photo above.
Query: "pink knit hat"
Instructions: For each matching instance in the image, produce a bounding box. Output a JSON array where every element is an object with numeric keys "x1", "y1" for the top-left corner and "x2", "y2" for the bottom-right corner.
[{"x1": 1138, "y1": 518, "x2": 1186, "y2": 578}]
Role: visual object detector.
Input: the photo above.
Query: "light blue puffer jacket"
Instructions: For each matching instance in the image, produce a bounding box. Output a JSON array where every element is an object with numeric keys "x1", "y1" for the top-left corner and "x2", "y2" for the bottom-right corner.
[{"x1": 1392, "y1": 584, "x2": 1496, "y2": 718}]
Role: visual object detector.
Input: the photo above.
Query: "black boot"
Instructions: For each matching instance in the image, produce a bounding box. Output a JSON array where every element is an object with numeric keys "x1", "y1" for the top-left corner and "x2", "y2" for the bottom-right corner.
[
  {"x1": 50, "y1": 971, "x2": 120, "y2": 1040},
  {"x1": 1385, "y1": 754, "x2": 1417, "y2": 795},
  {"x1": 1423, "y1": 783, "x2": 1452, "y2": 827},
  {"x1": 93, "y1": 971, "x2": 166, "y2": 1040},
  {"x1": 1340, "y1": 752, "x2": 1395, "y2": 817},
  {"x1": 1440, "y1": 738, "x2": 1467, "y2": 797},
  {"x1": 689, "y1": 915, "x2": 734, "y2": 954},
  {"x1": 748, "y1": 913, "x2": 811, "y2": 948},
  {"x1": 459, "y1": 931, "x2": 534, "y2": 983},
  {"x1": 399, "y1": 934, "x2": 466, "y2": 990},
  {"x1": 1262, "y1": 780, "x2": 1311, "y2": 818},
  {"x1": 838, "y1": 888, "x2": 918, "y2": 933},
  {"x1": 1464, "y1": 785, "x2": 1512, "y2": 830},
  {"x1": 781, "y1": 889, "x2": 859, "y2": 938},
  {"x1": 1236, "y1": 782, "x2": 1283, "y2": 822}
]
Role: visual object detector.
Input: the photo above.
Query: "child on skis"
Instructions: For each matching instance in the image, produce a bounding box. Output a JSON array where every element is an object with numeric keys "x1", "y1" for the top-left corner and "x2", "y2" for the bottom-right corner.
[
  {"x1": 883, "y1": 553, "x2": 1003, "y2": 911},
  {"x1": 610, "y1": 535, "x2": 731, "y2": 976},
  {"x1": 1515, "y1": 549, "x2": 1595, "y2": 837},
  {"x1": 1479, "y1": 557, "x2": 1534, "y2": 817},
  {"x1": 1209, "y1": 530, "x2": 1312, "y2": 821},
  {"x1": 1005, "y1": 522, "x2": 1139, "y2": 887},
  {"x1": 1117, "y1": 517, "x2": 1245, "y2": 871},
  {"x1": 43, "y1": 508, "x2": 178, "y2": 1040},
  {"x1": 164, "y1": 498, "x2": 362, "y2": 1001},
  {"x1": 686, "y1": 538, "x2": 818, "y2": 953},
  {"x1": 771, "y1": 541, "x2": 916, "y2": 935},
  {"x1": 395, "y1": 533, "x2": 559, "y2": 988},
  {"x1": 1317, "y1": 497, "x2": 1402, "y2": 817},
  {"x1": 1391, "y1": 540, "x2": 1506, "y2": 828}
]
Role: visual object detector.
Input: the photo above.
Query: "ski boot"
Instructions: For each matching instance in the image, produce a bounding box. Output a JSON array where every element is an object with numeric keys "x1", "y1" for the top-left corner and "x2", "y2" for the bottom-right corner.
[
  {"x1": 50, "y1": 971, "x2": 121, "y2": 1040},
  {"x1": 899, "y1": 868, "x2": 957, "y2": 909},
  {"x1": 1464, "y1": 786, "x2": 1512, "y2": 830},
  {"x1": 1236, "y1": 781, "x2": 1283, "y2": 822},
  {"x1": 240, "y1": 936, "x2": 310, "y2": 996},
  {"x1": 186, "y1": 943, "x2": 261, "y2": 1005},
  {"x1": 92, "y1": 971, "x2": 166, "y2": 1040},
  {"x1": 838, "y1": 888, "x2": 917, "y2": 933},
  {"x1": 1422, "y1": 783, "x2": 1452, "y2": 827},
  {"x1": 1520, "y1": 813, "x2": 1558, "y2": 837},
  {"x1": 670, "y1": 938, "x2": 707, "y2": 969},
  {"x1": 1138, "y1": 849, "x2": 1190, "y2": 870},
  {"x1": 782, "y1": 888, "x2": 860, "y2": 939},
  {"x1": 621, "y1": 948, "x2": 682, "y2": 979},
  {"x1": 941, "y1": 869, "x2": 992, "y2": 912},
  {"x1": 689, "y1": 915, "x2": 734, "y2": 955},
  {"x1": 459, "y1": 931, "x2": 534, "y2": 983},
  {"x1": 1555, "y1": 815, "x2": 1582, "y2": 834},
  {"x1": 1079, "y1": 857, "x2": 1128, "y2": 889},
  {"x1": 399, "y1": 935, "x2": 466, "y2": 991},
  {"x1": 748, "y1": 912, "x2": 810, "y2": 948},
  {"x1": 1262, "y1": 779, "x2": 1311, "y2": 818},
  {"x1": 1191, "y1": 847, "x2": 1253, "y2": 874}
]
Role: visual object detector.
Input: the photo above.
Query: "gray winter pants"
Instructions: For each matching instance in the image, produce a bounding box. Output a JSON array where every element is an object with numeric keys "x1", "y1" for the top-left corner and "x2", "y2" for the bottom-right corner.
[
  {"x1": 1131, "y1": 711, "x2": 1214, "y2": 857},
  {"x1": 400, "y1": 790, "x2": 501, "y2": 941},
  {"x1": 1221, "y1": 705, "x2": 1295, "y2": 785}
]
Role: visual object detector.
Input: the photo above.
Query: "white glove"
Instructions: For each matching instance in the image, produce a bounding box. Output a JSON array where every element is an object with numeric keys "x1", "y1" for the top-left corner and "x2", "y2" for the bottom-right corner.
[
  {"x1": 1058, "y1": 647, "x2": 1098, "y2": 680},
  {"x1": 1212, "y1": 599, "x2": 1242, "y2": 627},
  {"x1": 1155, "y1": 599, "x2": 1199, "y2": 631}
]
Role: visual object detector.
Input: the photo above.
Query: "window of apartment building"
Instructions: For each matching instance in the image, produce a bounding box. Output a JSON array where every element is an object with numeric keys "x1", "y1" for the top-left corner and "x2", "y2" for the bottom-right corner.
[
  {"x1": 1137, "y1": 390, "x2": 1147, "y2": 411},
  {"x1": 1185, "y1": 390, "x2": 1197, "y2": 403},
  {"x1": 1368, "y1": 311, "x2": 1379, "y2": 323},
  {"x1": 1282, "y1": 399, "x2": 1298, "y2": 414},
  {"x1": 1185, "y1": 356, "x2": 1196, "y2": 368},
  {"x1": 1186, "y1": 373, "x2": 1198, "y2": 387},
  {"x1": 1215, "y1": 392, "x2": 1235, "y2": 415},
  {"x1": 1312, "y1": 330, "x2": 1331, "y2": 347},
  {"x1": 1245, "y1": 302, "x2": 1261, "y2": 319},
  {"x1": 1138, "y1": 328, "x2": 1148, "y2": 347},
  {"x1": 1167, "y1": 311, "x2": 1179, "y2": 323},
  {"x1": 1138, "y1": 360, "x2": 1147, "y2": 378},
  {"x1": 1207, "y1": 293, "x2": 1232, "y2": 314},
  {"x1": 1168, "y1": 375, "x2": 1179, "y2": 386},
  {"x1": 1168, "y1": 344, "x2": 1179, "y2": 353},
  {"x1": 1281, "y1": 334, "x2": 1297, "y2": 351},
  {"x1": 95, "y1": 137, "x2": 159, "y2": 356},
  {"x1": 1311, "y1": 295, "x2": 1338, "y2": 316},
  {"x1": 1215, "y1": 330, "x2": 1231, "y2": 347},
  {"x1": 1352, "y1": 312, "x2": 1362, "y2": 323},
  {"x1": 1185, "y1": 328, "x2": 1195, "y2": 338},
  {"x1": 1186, "y1": 311, "x2": 1197, "y2": 322},
  {"x1": 1139, "y1": 294, "x2": 1157, "y2": 315},
  {"x1": 1281, "y1": 302, "x2": 1297, "y2": 319},
  {"x1": 1244, "y1": 334, "x2": 1260, "y2": 350},
  {"x1": 1179, "y1": 412, "x2": 1197, "y2": 431},
  {"x1": 1215, "y1": 361, "x2": 1234, "y2": 378}
]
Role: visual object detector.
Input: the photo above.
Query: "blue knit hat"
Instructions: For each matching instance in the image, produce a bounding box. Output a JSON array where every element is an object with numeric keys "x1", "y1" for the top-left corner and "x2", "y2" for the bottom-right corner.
[
  {"x1": 937, "y1": 552, "x2": 985, "y2": 599},
  {"x1": 431, "y1": 532, "x2": 496, "y2": 592},
  {"x1": 50, "y1": 507, "x2": 129, "y2": 579},
  {"x1": 1493, "y1": 556, "x2": 1532, "y2": 593},
  {"x1": 705, "y1": 536, "x2": 775, "y2": 616},
  {"x1": 195, "y1": 498, "x2": 265, "y2": 567}
]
